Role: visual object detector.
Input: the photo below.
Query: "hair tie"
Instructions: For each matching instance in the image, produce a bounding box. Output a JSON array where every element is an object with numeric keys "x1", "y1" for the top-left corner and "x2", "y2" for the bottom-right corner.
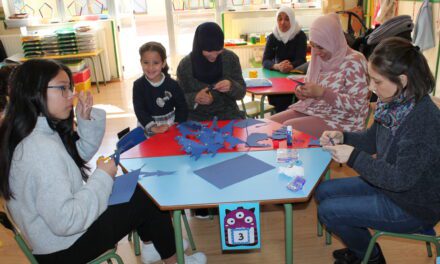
[{"x1": 414, "y1": 45, "x2": 420, "y2": 51}]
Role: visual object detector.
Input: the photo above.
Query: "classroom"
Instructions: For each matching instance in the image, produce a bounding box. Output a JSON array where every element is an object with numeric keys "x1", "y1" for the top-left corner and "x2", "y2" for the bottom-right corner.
[{"x1": 0, "y1": 0, "x2": 440, "y2": 264}]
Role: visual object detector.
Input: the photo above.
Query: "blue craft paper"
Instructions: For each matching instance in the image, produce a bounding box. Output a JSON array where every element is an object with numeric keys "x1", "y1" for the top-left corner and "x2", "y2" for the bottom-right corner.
[
  {"x1": 116, "y1": 127, "x2": 147, "y2": 154},
  {"x1": 246, "y1": 133, "x2": 270, "y2": 147},
  {"x1": 108, "y1": 169, "x2": 140, "y2": 205},
  {"x1": 244, "y1": 78, "x2": 272, "y2": 87},
  {"x1": 219, "y1": 202, "x2": 261, "y2": 250},
  {"x1": 234, "y1": 119, "x2": 265, "y2": 128},
  {"x1": 308, "y1": 138, "x2": 321, "y2": 146},
  {"x1": 194, "y1": 154, "x2": 275, "y2": 189}
]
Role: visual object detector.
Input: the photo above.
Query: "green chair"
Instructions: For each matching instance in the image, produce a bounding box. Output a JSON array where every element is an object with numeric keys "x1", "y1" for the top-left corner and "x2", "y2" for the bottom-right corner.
[
  {"x1": 238, "y1": 99, "x2": 275, "y2": 118},
  {"x1": 0, "y1": 207, "x2": 123, "y2": 264},
  {"x1": 362, "y1": 229, "x2": 439, "y2": 263}
]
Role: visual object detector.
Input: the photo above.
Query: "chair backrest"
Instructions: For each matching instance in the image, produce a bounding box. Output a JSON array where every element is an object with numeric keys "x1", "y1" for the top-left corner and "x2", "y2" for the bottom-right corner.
[{"x1": 1, "y1": 204, "x2": 39, "y2": 263}]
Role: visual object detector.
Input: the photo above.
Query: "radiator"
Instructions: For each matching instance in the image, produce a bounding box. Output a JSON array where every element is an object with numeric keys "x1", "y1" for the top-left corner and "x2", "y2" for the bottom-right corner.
[
  {"x1": 0, "y1": 34, "x2": 22, "y2": 57},
  {"x1": 226, "y1": 45, "x2": 264, "y2": 69}
]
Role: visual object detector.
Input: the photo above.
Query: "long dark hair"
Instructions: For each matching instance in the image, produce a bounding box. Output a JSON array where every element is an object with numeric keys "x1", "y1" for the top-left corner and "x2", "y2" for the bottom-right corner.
[
  {"x1": 139, "y1": 41, "x2": 170, "y2": 77},
  {"x1": 0, "y1": 59, "x2": 89, "y2": 200},
  {"x1": 369, "y1": 37, "x2": 434, "y2": 102}
]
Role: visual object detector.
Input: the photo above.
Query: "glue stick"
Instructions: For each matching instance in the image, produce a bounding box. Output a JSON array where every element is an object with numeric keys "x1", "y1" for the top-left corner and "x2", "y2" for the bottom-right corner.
[{"x1": 286, "y1": 125, "x2": 293, "y2": 147}]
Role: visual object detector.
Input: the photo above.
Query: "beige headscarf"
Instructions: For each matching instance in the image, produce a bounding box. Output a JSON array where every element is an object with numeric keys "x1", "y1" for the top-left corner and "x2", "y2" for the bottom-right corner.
[{"x1": 273, "y1": 6, "x2": 301, "y2": 44}]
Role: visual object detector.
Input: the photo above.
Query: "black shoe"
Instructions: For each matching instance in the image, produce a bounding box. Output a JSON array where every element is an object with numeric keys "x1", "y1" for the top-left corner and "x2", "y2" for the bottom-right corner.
[
  {"x1": 333, "y1": 248, "x2": 357, "y2": 260},
  {"x1": 194, "y1": 208, "x2": 210, "y2": 219},
  {"x1": 334, "y1": 244, "x2": 386, "y2": 264}
]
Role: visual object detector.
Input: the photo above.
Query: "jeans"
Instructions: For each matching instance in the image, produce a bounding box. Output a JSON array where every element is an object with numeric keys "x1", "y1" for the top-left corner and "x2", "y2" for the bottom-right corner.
[{"x1": 316, "y1": 177, "x2": 428, "y2": 259}]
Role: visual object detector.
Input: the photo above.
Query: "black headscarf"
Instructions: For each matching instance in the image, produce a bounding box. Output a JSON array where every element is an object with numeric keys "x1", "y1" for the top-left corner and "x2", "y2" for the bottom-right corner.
[{"x1": 190, "y1": 22, "x2": 224, "y2": 84}]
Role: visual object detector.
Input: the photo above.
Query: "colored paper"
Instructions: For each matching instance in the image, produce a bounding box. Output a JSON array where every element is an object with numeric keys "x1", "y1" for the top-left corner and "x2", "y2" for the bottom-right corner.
[
  {"x1": 246, "y1": 133, "x2": 270, "y2": 147},
  {"x1": 193, "y1": 154, "x2": 275, "y2": 189},
  {"x1": 108, "y1": 169, "x2": 140, "y2": 205},
  {"x1": 234, "y1": 119, "x2": 265, "y2": 128},
  {"x1": 244, "y1": 78, "x2": 272, "y2": 87}
]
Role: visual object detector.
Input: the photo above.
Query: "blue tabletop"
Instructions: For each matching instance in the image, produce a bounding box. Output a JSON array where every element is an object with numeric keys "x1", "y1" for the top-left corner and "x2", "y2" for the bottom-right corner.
[{"x1": 121, "y1": 148, "x2": 331, "y2": 210}]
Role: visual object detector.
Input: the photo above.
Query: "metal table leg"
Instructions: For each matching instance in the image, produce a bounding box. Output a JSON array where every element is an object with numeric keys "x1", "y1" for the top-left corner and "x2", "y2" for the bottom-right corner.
[
  {"x1": 260, "y1": 95, "x2": 266, "y2": 118},
  {"x1": 98, "y1": 53, "x2": 106, "y2": 86},
  {"x1": 173, "y1": 210, "x2": 185, "y2": 264},
  {"x1": 88, "y1": 56, "x2": 100, "y2": 93},
  {"x1": 284, "y1": 203, "x2": 293, "y2": 264}
]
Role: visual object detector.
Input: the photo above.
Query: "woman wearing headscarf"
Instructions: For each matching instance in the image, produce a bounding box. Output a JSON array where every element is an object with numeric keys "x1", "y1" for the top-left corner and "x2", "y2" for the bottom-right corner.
[
  {"x1": 263, "y1": 6, "x2": 307, "y2": 113},
  {"x1": 269, "y1": 13, "x2": 370, "y2": 138},
  {"x1": 177, "y1": 22, "x2": 246, "y2": 122}
]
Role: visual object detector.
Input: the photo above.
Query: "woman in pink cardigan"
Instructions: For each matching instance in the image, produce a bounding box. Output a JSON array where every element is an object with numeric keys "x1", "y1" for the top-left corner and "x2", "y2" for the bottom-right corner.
[{"x1": 269, "y1": 13, "x2": 370, "y2": 137}]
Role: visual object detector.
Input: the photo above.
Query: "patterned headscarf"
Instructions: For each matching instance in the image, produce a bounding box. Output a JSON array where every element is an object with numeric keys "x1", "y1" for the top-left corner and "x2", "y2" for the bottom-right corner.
[{"x1": 306, "y1": 13, "x2": 353, "y2": 83}]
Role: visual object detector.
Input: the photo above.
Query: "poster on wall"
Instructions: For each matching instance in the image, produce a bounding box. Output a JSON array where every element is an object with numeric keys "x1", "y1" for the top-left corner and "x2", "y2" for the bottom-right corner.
[{"x1": 219, "y1": 202, "x2": 261, "y2": 250}]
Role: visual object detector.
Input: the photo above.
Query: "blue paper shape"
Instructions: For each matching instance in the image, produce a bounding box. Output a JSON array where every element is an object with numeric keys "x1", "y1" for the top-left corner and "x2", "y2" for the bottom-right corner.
[
  {"x1": 271, "y1": 126, "x2": 287, "y2": 140},
  {"x1": 219, "y1": 202, "x2": 261, "y2": 250},
  {"x1": 246, "y1": 133, "x2": 270, "y2": 147},
  {"x1": 193, "y1": 154, "x2": 275, "y2": 189},
  {"x1": 116, "y1": 127, "x2": 147, "y2": 154},
  {"x1": 308, "y1": 138, "x2": 321, "y2": 147},
  {"x1": 139, "y1": 170, "x2": 175, "y2": 178},
  {"x1": 219, "y1": 121, "x2": 235, "y2": 135},
  {"x1": 244, "y1": 78, "x2": 272, "y2": 87},
  {"x1": 108, "y1": 169, "x2": 140, "y2": 205},
  {"x1": 234, "y1": 119, "x2": 265, "y2": 128}
]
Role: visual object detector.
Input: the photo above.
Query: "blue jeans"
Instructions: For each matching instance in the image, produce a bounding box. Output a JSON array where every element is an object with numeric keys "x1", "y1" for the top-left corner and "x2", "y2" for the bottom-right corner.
[{"x1": 316, "y1": 177, "x2": 428, "y2": 259}]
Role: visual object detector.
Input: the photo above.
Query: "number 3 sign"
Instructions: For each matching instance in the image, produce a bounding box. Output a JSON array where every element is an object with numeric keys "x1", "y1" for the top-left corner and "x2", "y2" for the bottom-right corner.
[{"x1": 219, "y1": 202, "x2": 261, "y2": 250}]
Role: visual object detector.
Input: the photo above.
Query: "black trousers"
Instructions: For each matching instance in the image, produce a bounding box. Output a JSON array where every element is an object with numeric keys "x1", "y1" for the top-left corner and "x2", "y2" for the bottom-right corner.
[
  {"x1": 35, "y1": 186, "x2": 175, "y2": 264},
  {"x1": 268, "y1": 94, "x2": 295, "y2": 113}
]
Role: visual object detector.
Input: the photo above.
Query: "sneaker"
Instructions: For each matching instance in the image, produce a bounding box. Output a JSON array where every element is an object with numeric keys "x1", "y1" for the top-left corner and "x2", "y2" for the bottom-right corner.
[
  {"x1": 333, "y1": 247, "x2": 357, "y2": 260},
  {"x1": 333, "y1": 244, "x2": 386, "y2": 264},
  {"x1": 180, "y1": 252, "x2": 207, "y2": 264},
  {"x1": 141, "y1": 239, "x2": 189, "y2": 264},
  {"x1": 193, "y1": 209, "x2": 210, "y2": 219}
]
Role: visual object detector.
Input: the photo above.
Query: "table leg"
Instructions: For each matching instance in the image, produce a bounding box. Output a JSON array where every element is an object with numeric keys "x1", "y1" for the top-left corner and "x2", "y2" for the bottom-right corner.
[
  {"x1": 173, "y1": 210, "x2": 185, "y2": 264},
  {"x1": 284, "y1": 203, "x2": 293, "y2": 264},
  {"x1": 89, "y1": 56, "x2": 100, "y2": 93},
  {"x1": 260, "y1": 95, "x2": 266, "y2": 118},
  {"x1": 98, "y1": 53, "x2": 107, "y2": 86}
]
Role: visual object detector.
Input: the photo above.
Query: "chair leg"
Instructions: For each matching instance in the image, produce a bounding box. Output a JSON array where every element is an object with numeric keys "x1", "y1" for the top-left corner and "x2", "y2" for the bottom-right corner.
[
  {"x1": 426, "y1": 242, "x2": 433, "y2": 257},
  {"x1": 362, "y1": 232, "x2": 382, "y2": 264},
  {"x1": 317, "y1": 169, "x2": 332, "y2": 245},
  {"x1": 182, "y1": 210, "x2": 197, "y2": 250},
  {"x1": 133, "y1": 231, "x2": 141, "y2": 256}
]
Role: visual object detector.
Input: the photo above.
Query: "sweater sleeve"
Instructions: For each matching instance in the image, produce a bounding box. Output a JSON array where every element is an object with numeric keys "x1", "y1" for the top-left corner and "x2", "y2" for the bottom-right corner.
[
  {"x1": 132, "y1": 80, "x2": 155, "y2": 128},
  {"x1": 33, "y1": 142, "x2": 113, "y2": 236},
  {"x1": 75, "y1": 108, "x2": 106, "y2": 162},
  {"x1": 262, "y1": 35, "x2": 276, "y2": 69},
  {"x1": 349, "y1": 127, "x2": 438, "y2": 192},
  {"x1": 343, "y1": 122, "x2": 377, "y2": 154},
  {"x1": 320, "y1": 52, "x2": 369, "y2": 114},
  {"x1": 290, "y1": 32, "x2": 307, "y2": 68},
  {"x1": 176, "y1": 57, "x2": 201, "y2": 110},
  {"x1": 172, "y1": 81, "x2": 188, "y2": 123},
  {"x1": 222, "y1": 51, "x2": 246, "y2": 100}
]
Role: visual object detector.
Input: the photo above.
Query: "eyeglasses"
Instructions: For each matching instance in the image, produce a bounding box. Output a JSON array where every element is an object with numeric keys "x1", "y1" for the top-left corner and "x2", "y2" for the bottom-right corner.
[{"x1": 48, "y1": 85, "x2": 75, "y2": 98}]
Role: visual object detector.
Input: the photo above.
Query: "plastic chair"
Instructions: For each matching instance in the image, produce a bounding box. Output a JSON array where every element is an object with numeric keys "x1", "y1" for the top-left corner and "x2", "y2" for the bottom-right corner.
[
  {"x1": 238, "y1": 99, "x2": 275, "y2": 118},
  {"x1": 363, "y1": 228, "x2": 439, "y2": 263},
  {"x1": 0, "y1": 206, "x2": 123, "y2": 264}
]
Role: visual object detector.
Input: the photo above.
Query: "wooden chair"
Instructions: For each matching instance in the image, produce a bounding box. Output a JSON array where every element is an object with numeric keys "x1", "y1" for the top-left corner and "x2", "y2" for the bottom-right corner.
[
  {"x1": 238, "y1": 99, "x2": 275, "y2": 118},
  {"x1": 0, "y1": 206, "x2": 123, "y2": 264}
]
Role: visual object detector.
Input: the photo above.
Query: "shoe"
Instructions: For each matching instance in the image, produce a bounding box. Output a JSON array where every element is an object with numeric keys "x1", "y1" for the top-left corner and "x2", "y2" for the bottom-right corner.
[
  {"x1": 333, "y1": 248, "x2": 357, "y2": 260},
  {"x1": 334, "y1": 244, "x2": 386, "y2": 264},
  {"x1": 180, "y1": 252, "x2": 207, "y2": 264},
  {"x1": 193, "y1": 209, "x2": 210, "y2": 219},
  {"x1": 141, "y1": 238, "x2": 189, "y2": 264}
]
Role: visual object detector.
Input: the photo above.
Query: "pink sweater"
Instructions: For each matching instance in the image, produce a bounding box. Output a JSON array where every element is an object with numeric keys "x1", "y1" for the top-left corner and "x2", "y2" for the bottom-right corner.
[{"x1": 291, "y1": 51, "x2": 370, "y2": 132}]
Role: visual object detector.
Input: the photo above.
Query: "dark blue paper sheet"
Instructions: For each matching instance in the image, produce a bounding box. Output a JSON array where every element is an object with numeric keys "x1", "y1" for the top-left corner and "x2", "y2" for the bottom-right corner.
[
  {"x1": 308, "y1": 138, "x2": 321, "y2": 147},
  {"x1": 108, "y1": 169, "x2": 140, "y2": 205},
  {"x1": 194, "y1": 154, "x2": 275, "y2": 189},
  {"x1": 246, "y1": 133, "x2": 270, "y2": 147},
  {"x1": 234, "y1": 119, "x2": 265, "y2": 128}
]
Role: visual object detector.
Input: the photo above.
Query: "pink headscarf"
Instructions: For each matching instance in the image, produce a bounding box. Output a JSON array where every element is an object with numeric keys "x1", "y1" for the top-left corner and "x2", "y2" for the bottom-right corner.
[{"x1": 306, "y1": 13, "x2": 353, "y2": 83}]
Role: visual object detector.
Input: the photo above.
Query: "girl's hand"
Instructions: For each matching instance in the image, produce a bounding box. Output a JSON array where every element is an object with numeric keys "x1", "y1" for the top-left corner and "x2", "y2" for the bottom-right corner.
[
  {"x1": 214, "y1": 80, "x2": 231, "y2": 93},
  {"x1": 322, "y1": 145, "x2": 354, "y2": 164},
  {"x1": 195, "y1": 88, "x2": 213, "y2": 105},
  {"x1": 294, "y1": 85, "x2": 307, "y2": 100},
  {"x1": 320, "y1": 131, "x2": 344, "y2": 146},
  {"x1": 151, "y1": 124, "x2": 169, "y2": 134},
  {"x1": 97, "y1": 156, "x2": 117, "y2": 180},
  {"x1": 278, "y1": 60, "x2": 293, "y2": 73},
  {"x1": 76, "y1": 91, "x2": 93, "y2": 120},
  {"x1": 297, "y1": 83, "x2": 324, "y2": 98}
]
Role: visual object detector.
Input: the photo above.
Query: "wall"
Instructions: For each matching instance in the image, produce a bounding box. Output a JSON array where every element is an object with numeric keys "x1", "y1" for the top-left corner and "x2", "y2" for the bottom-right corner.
[{"x1": 397, "y1": 0, "x2": 440, "y2": 95}]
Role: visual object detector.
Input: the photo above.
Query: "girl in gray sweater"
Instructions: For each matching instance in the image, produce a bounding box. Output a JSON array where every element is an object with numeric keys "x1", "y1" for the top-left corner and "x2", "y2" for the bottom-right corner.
[{"x1": 0, "y1": 60, "x2": 206, "y2": 264}]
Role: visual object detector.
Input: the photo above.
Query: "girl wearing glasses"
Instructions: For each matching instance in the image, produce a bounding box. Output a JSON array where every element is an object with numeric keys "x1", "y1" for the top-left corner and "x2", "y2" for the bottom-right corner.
[{"x1": 0, "y1": 59, "x2": 206, "y2": 264}]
